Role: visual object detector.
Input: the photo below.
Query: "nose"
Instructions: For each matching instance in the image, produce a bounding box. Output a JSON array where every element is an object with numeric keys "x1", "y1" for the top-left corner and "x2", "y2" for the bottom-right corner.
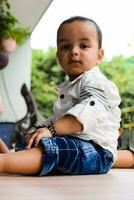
[{"x1": 70, "y1": 46, "x2": 79, "y2": 56}]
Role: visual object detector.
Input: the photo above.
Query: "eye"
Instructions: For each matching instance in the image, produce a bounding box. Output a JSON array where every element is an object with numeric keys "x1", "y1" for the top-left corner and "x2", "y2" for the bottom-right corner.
[
  {"x1": 60, "y1": 44, "x2": 70, "y2": 51},
  {"x1": 80, "y1": 43, "x2": 89, "y2": 49}
]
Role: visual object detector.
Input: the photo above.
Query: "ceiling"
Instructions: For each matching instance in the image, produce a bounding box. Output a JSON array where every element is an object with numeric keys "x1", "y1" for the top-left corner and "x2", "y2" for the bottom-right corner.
[{"x1": 9, "y1": 0, "x2": 53, "y2": 32}]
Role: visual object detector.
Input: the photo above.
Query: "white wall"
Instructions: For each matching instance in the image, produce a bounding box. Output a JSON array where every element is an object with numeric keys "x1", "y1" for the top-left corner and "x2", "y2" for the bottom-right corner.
[
  {"x1": 0, "y1": 0, "x2": 53, "y2": 122},
  {"x1": 0, "y1": 39, "x2": 31, "y2": 122}
]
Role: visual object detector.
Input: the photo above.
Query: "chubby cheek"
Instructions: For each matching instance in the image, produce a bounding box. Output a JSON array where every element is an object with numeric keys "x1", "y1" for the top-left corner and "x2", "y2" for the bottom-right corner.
[
  {"x1": 57, "y1": 52, "x2": 63, "y2": 64},
  {"x1": 86, "y1": 54, "x2": 98, "y2": 66},
  {"x1": 57, "y1": 54, "x2": 68, "y2": 67},
  {"x1": 57, "y1": 57, "x2": 64, "y2": 68}
]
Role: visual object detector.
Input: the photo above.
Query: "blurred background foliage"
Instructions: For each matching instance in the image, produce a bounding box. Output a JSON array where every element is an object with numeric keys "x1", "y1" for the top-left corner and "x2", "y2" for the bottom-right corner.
[
  {"x1": 31, "y1": 47, "x2": 134, "y2": 117},
  {"x1": 31, "y1": 48, "x2": 66, "y2": 117}
]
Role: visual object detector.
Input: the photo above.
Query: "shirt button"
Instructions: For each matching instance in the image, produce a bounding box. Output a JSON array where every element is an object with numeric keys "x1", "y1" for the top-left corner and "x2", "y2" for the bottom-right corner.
[
  {"x1": 90, "y1": 101, "x2": 95, "y2": 106},
  {"x1": 60, "y1": 94, "x2": 65, "y2": 99}
]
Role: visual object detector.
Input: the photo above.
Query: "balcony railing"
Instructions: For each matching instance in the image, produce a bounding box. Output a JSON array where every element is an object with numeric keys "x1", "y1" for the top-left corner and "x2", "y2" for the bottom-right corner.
[
  {"x1": 118, "y1": 106, "x2": 134, "y2": 151},
  {"x1": 121, "y1": 106, "x2": 134, "y2": 129}
]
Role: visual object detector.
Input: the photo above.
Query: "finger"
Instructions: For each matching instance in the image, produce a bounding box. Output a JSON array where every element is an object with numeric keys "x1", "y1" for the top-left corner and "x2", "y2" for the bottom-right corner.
[
  {"x1": 34, "y1": 134, "x2": 42, "y2": 147},
  {"x1": 25, "y1": 133, "x2": 38, "y2": 149},
  {"x1": 24, "y1": 134, "x2": 31, "y2": 142},
  {"x1": 25, "y1": 133, "x2": 35, "y2": 143},
  {"x1": 24, "y1": 134, "x2": 32, "y2": 144}
]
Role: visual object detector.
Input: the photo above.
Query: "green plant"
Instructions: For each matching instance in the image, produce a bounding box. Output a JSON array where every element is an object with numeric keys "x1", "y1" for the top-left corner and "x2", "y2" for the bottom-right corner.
[{"x1": 0, "y1": 0, "x2": 31, "y2": 45}]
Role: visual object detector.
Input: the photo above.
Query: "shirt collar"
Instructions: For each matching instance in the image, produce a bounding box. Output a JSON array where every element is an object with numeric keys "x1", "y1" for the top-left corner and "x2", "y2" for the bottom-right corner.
[{"x1": 56, "y1": 66, "x2": 99, "y2": 90}]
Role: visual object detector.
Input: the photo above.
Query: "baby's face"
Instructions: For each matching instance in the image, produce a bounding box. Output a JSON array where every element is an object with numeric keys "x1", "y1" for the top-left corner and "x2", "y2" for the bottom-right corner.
[{"x1": 57, "y1": 21, "x2": 104, "y2": 81}]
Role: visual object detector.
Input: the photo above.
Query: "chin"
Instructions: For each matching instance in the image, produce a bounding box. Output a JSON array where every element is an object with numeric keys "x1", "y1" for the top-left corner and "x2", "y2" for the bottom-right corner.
[{"x1": 69, "y1": 73, "x2": 83, "y2": 81}]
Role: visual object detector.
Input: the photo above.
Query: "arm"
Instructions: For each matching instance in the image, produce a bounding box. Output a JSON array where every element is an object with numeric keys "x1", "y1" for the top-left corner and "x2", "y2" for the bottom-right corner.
[
  {"x1": 25, "y1": 114, "x2": 83, "y2": 149},
  {"x1": 54, "y1": 114, "x2": 83, "y2": 135}
]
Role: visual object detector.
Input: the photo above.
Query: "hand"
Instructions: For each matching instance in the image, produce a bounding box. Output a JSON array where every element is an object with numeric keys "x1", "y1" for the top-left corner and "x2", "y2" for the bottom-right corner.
[{"x1": 25, "y1": 127, "x2": 52, "y2": 150}]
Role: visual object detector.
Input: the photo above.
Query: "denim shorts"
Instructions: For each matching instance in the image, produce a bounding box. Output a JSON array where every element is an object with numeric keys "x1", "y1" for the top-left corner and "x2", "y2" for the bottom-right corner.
[{"x1": 39, "y1": 136, "x2": 114, "y2": 176}]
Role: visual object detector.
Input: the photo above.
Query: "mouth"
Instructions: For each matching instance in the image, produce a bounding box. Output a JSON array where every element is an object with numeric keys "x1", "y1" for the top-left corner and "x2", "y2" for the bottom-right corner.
[{"x1": 68, "y1": 60, "x2": 81, "y2": 64}]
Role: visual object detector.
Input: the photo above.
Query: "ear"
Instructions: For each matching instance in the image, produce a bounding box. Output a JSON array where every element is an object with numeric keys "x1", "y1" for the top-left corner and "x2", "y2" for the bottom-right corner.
[{"x1": 96, "y1": 48, "x2": 104, "y2": 64}]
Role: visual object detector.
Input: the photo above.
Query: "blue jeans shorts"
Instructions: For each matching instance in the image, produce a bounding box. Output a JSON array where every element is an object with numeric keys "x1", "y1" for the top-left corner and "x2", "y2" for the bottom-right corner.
[{"x1": 39, "y1": 136, "x2": 114, "y2": 176}]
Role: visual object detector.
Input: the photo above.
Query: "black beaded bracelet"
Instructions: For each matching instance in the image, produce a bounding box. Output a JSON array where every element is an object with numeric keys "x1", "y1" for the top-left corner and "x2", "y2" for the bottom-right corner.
[{"x1": 47, "y1": 121, "x2": 56, "y2": 136}]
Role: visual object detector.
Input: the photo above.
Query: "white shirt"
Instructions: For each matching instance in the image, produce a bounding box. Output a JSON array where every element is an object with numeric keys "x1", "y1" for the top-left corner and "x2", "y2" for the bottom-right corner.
[
  {"x1": 53, "y1": 66, "x2": 121, "y2": 160},
  {"x1": 0, "y1": 96, "x2": 3, "y2": 114}
]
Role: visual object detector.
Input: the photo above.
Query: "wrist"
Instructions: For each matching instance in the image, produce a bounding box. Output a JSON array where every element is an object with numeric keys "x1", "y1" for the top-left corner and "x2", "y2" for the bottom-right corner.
[{"x1": 47, "y1": 121, "x2": 56, "y2": 137}]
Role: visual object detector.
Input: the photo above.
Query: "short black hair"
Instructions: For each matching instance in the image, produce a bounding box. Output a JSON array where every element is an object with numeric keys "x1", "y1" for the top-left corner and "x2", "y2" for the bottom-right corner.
[{"x1": 57, "y1": 16, "x2": 102, "y2": 49}]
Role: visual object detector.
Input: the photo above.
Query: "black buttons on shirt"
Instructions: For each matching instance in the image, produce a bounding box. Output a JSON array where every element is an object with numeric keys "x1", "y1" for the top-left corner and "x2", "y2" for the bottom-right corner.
[
  {"x1": 60, "y1": 94, "x2": 65, "y2": 99},
  {"x1": 90, "y1": 101, "x2": 95, "y2": 106}
]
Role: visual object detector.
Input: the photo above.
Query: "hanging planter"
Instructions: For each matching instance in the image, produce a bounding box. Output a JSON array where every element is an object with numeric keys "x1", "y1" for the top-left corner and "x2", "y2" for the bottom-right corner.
[
  {"x1": 0, "y1": 0, "x2": 31, "y2": 69},
  {"x1": 0, "y1": 51, "x2": 9, "y2": 70},
  {"x1": 1, "y1": 37, "x2": 17, "y2": 53},
  {"x1": 0, "y1": 0, "x2": 31, "y2": 47}
]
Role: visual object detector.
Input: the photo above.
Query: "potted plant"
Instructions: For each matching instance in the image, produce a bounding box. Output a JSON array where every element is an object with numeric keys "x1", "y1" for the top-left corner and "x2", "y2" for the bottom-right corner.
[{"x1": 0, "y1": 0, "x2": 31, "y2": 53}]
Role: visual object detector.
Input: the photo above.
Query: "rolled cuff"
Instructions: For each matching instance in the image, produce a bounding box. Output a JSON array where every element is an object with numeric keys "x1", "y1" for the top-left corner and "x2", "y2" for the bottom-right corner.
[{"x1": 66, "y1": 97, "x2": 108, "y2": 132}]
